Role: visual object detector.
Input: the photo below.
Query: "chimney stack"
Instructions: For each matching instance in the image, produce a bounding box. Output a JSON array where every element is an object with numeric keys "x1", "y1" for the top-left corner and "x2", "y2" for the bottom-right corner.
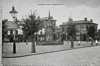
[
  {"x1": 90, "y1": 19, "x2": 93, "y2": 22},
  {"x1": 84, "y1": 17, "x2": 87, "y2": 21}
]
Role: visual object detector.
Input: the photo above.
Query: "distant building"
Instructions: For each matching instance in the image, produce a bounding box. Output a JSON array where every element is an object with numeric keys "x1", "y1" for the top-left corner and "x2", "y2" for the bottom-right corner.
[
  {"x1": 37, "y1": 11, "x2": 56, "y2": 41},
  {"x1": 60, "y1": 18, "x2": 98, "y2": 41},
  {"x1": 54, "y1": 26, "x2": 63, "y2": 41}
]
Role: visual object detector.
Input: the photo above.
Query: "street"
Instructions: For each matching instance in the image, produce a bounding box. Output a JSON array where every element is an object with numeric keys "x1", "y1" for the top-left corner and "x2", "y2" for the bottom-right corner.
[{"x1": 3, "y1": 46, "x2": 100, "y2": 66}]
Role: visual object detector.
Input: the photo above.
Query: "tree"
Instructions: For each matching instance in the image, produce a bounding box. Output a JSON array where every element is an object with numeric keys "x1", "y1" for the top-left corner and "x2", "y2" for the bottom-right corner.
[
  {"x1": 96, "y1": 29, "x2": 100, "y2": 41},
  {"x1": 87, "y1": 26, "x2": 97, "y2": 46},
  {"x1": 87, "y1": 26, "x2": 96, "y2": 40},
  {"x1": 2, "y1": 19, "x2": 8, "y2": 42},
  {"x1": 67, "y1": 24, "x2": 76, "y2": 48},
  {"x1": 23, "y1": 13, "x2": 40, "y2": 53},
  {"x1": 67, "y1": 24, "x2": 76, "y2": 40}
]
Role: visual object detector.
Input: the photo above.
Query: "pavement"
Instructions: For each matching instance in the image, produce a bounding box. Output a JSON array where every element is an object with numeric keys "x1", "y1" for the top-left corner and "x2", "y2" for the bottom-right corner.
[{"x1": 3, "y1": 46, "x2": 100, "y2": 66}]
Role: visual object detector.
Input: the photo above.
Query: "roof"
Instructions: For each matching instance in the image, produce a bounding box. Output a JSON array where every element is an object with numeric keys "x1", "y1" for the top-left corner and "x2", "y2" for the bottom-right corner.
[
  {"x1": 61, "y1": 20, "x2": 97, "y2": 26},
  {"x1": 73, "y1": 20, "x2": 96, "y2": 24},
  {"x1": 40, "y1": 16, "x2": 56, "y2": 21},
  {"x1": 5, "y1": 21, "x2": 18, "y2": 30}
]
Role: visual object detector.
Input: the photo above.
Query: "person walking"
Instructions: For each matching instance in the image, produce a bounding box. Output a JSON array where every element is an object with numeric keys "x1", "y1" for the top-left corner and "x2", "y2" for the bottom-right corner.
[
  {"x1": 70, "y1": 36, "x2": 74, "y2": 48},
  {"x1": 95, "y1": 40, "x2": 98, "y2": 46}
]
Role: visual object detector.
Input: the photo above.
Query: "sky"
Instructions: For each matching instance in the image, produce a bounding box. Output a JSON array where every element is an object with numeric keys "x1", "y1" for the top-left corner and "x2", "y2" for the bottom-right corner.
[{"x1": 1, "y1": 0, "x2": 100, "y2": 28}]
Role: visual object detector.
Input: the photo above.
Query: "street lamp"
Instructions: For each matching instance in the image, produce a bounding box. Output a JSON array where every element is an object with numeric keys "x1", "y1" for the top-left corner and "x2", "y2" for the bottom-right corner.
[
  {"x1": 9, "y1": 6, "x2": 18, "y2": 19},
  {"x1": 9, "y1": 6, "x2": 18, "y2": 54}
]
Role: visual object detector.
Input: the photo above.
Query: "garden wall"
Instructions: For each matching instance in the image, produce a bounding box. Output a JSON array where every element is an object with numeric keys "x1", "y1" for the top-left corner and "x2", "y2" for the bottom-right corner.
[{"x1": 3, "y1": 41, "x2": 98, "y2": 56}]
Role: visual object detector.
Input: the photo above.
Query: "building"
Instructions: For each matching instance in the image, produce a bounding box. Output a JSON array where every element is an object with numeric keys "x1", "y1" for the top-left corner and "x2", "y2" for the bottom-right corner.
[
  {"x1": 2, "y1": 6, "x2": 26, "y2": 42},
  {"x1": 2, "y1": 19, "x2": 24, "y2": 42},
  {"x1": 60, "y1": 18, "x2": 98, "y2": 41},
  {"x1": 37, "y1": 11, "x2": 56, "y2": 41}
]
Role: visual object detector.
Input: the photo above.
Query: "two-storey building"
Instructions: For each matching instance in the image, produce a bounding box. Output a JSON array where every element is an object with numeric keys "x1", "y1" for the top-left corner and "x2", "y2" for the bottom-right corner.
[{"x1": 60, "y1": 18, "x2": 98, "y2": 41}]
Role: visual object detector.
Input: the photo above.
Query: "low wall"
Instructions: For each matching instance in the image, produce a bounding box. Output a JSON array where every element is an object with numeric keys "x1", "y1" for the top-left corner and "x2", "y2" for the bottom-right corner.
[
  {"x1": 3, "y1": 41, "x2": 98, "y2": 56},
  {"x1": 3, "y1": 42, "x2": 32, "y2": 54},
  {"x1": 3, "y1": 41, "x2": 70, "y2": 54},
  {"x1": 36, "y1": 41, "x2": 71, "y2": 53}
]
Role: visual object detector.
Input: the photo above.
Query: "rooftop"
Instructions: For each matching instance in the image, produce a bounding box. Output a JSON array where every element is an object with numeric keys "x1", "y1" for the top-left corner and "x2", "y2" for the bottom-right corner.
[
  {"x1": 5, "y1": 21, "x2": 18, "y2": 30},
  {"x1": 61, "y1": 18, "x2": 97, "y2": 26}
]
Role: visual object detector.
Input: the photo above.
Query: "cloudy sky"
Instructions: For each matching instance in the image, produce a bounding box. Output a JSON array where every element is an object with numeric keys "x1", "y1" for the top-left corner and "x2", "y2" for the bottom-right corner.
[{"x1": 1, "y1": 0, "x2": 100, "y2": 28}]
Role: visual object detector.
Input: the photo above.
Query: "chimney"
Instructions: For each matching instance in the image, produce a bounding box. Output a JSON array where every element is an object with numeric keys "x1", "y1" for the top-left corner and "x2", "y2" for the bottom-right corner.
[
  {"x1": 84, "y1": 17, "x2": 87, "y2": 21},
  {"x1": 68, "y1": 18, "x2": 73, "y2": 22},
  {"x1": 90, "y1": 19, "x2": 93, "y2": 22}
]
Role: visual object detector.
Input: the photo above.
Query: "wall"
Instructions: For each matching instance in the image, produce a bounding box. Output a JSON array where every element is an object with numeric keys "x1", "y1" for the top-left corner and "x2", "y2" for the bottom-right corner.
[
  {"x1": 36, "y1": 41, "x2": 71, "y2": 53},
  {"x1": 3, "y1": 42, "x2": 70, "y2": 54},
  {"x1": 3, "y1": 42, "x2": 32, "y2": 54},
  {"x1": 36, "y1": 41, "x2": 97, "y2": 53},
  {"x1": 3, "y1": 41, "x2": 98, "y2": 57}
]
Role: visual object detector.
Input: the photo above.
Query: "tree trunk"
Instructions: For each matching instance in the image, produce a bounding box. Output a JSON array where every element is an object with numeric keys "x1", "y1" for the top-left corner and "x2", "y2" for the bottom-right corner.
[{"x1": 31, "y1": 38, "x2": 36, "y2": 53}]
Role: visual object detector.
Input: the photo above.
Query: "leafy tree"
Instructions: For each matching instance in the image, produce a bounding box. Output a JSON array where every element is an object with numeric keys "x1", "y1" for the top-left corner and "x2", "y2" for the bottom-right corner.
[
  {"x1": 67, "y1": 24, "x2": 76, "y2": 48},
  {"x1": 87, "y1": 26, "x2": 96, "y2": 40},
  {"x1": 23, "y1": 13, "x2": 40, "y2": 53},
  {"x1": 2, "y1": 19, "x2": 8, "y2": 42},
  {"x1": 96, "y1": 29, "x2": 100, "y2": 41},
  {"x1": 67, "y1": 24, "x2": 76, "y2": 40}
]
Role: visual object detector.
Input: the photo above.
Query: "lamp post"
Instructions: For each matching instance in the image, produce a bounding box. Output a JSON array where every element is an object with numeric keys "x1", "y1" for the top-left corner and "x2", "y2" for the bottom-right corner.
[{"x1": 9, "y1": 6, "x2": 18, "y2": 54}]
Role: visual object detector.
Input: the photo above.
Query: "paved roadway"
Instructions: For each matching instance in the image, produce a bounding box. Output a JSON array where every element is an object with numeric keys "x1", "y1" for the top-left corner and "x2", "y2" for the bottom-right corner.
[{"x1": 3, "y1": 46, "x2": 100, "y2": 66}]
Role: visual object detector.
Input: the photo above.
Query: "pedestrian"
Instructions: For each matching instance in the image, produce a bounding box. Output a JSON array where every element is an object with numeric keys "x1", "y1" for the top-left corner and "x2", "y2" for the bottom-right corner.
[
  {"x1": 71, "y1": 40, "x2": 74, "y2": 48},
  {"x1": 95, "y1": 40, "x2": 98, "y2": 46},
  {"x1": 70, "y1": 37, "x2": 74, "y2": 48},
  {"x1": 91, "y1": 39, "x2": 94, "y2": 46},
  {"x1": 78, "y1": 41, "x2": 80, "y2": 46},
  {"x1": 89, "y1": 37, "x2": 93, "y2": 46}
]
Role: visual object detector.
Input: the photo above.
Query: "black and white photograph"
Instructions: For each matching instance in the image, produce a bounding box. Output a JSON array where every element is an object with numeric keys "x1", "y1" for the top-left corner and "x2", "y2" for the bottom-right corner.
[{"x1": 1, "y1": 0, "x2": 100, "y2": 66}]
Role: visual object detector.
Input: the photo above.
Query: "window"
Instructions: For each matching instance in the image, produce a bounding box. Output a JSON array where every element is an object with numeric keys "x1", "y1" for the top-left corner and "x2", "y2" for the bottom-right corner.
[{"x1": 8, "y1": 31, "x2": 10, "y2": 35}]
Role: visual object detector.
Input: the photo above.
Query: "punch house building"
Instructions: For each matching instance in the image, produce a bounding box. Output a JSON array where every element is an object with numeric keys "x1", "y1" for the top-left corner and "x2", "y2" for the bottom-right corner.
[
  {"x1": 60, "y1": 18, "x2": 98, "y2": 41},
  {"x1": 2, "y1": 19, "x2": 24, "y2": 42},
  {"x1": 2, "y1": 6, "x2": 25, "y2": 42}
]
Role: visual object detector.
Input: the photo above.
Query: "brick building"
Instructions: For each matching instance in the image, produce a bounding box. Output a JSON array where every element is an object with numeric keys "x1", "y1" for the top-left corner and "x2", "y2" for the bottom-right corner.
[
  {"x1": 37, "y1": 11, "x2": 56, "y2": 41},
  {"x1": 60, "y1": 18, "x2": 98, "y2": 41}
]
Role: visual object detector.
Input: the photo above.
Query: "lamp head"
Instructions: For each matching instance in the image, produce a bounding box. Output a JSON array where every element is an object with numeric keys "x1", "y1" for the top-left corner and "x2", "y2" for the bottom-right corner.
[{"x1": 9, "y1": 6, "x2": 18, "y2": 18}]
